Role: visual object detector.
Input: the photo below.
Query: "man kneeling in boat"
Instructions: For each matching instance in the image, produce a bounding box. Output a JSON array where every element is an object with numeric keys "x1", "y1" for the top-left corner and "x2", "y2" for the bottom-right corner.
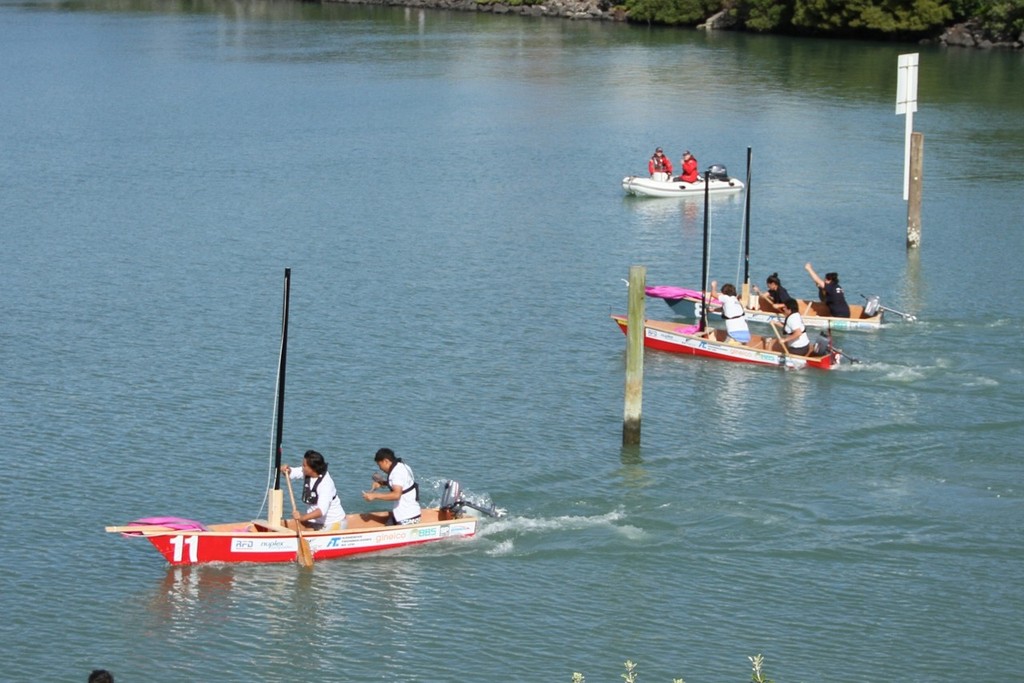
[
  {"x1": 776, "y1": 298, "x2": 812, "y2": 355},
  {"x1": 363, "y1": 448, "x2": 422, "y2": 525},
  {"x1": 281, "y1": 450, "x2": 348, "y2": 531}
]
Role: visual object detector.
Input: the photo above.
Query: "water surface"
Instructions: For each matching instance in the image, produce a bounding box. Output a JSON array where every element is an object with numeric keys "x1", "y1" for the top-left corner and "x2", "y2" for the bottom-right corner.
[{"x1": 1, "y1": 1, "x2": 1022, "y2": 681}]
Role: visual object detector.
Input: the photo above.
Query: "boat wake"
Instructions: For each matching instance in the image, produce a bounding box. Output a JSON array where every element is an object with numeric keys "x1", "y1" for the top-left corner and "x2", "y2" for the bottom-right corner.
[{"x1": 474, "y1": 508, "x2": 643, "y2": 556}]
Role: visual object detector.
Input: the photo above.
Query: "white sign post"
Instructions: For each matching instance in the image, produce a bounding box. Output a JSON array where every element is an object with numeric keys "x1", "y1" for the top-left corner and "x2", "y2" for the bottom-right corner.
[{"x1": 896, "y1": 53, "x2": 919, "y2": 201}]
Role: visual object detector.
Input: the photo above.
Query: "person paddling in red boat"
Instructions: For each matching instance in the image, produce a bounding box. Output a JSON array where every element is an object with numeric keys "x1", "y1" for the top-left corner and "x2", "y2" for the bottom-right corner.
[
  {"x1": 776, "y1": 298, "x2": 812, "y2": 355},
  {"x1": 678, "y1": 150, "x2": 699, "y2": 183},
  {"x1": 648, "y1": 147, "x2": 673, "y2": 181},
  {"x1": 280, "y1": 449, "x2": 347, "y2": 531}
]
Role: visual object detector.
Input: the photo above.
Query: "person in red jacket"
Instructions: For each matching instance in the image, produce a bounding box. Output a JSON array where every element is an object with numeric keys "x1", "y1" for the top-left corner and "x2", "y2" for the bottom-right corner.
[
  {"x1": 648, "y1": 147, "x2": 673, "y2": 181},
  {"x1": 679, "y1": 150, "x2": 699, "y2": 183}
]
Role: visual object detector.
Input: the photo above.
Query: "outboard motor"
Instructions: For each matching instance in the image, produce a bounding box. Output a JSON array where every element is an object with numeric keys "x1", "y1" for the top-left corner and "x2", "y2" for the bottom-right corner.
[
  {"x1": 439, "y1": 479, "x2": 463, "y2": 513},
  {"x1": 707, "y1": 164, "x2": 729, "y2": 181},
  {"x1": 811, "y1": 331, "x2": 832, "y2": 357},
  {"x1": 439, "y1": 479, "x2": 501, "y2": 519},
  {"x1": 863, "y1": 295, "x2": 880, "y2": 317}
]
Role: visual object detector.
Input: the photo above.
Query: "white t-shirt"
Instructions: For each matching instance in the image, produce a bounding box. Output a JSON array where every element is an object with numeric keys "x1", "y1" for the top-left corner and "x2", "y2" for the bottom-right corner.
[
  {"x1": 289, "y1": 468, "x2": 345, "y2": 527},
  {"x1": 388, "y1": 461, "x2": 421, "y2": 523},
  {"x1": 784, "y1": 312, "x2": 810, "y2": 349},
  {"x1": 720, "y1": 294, "x2": 749, "y2": 337}
]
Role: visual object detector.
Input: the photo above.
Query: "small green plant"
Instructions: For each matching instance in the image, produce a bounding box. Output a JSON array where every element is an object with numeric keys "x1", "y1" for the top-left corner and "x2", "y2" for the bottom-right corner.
[
  {"x1": 571, "y1": 654, "x2": 777, "y2": 682},
  {"x1": 749, "y1": 653, "x2": 774, "y2": 683}
]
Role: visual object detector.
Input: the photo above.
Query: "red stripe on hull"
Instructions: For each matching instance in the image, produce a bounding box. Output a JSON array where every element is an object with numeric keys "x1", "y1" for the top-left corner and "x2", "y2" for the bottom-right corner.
[
  {"x1": 142, "y1": 521, "x2": 478, "y2": 566},
  {"x1": 612, "y1": 316, "x2": 835, "y2": 370}
]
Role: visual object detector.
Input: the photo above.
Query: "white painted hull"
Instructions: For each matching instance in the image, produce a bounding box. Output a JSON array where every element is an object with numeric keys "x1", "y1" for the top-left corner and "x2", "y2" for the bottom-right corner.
[
  {"x1": 622, "y1": 175, "x2": 745, "y2": 197},
  {"x1": 645, "y1": 287, "x2": 884, "y2": 332}
]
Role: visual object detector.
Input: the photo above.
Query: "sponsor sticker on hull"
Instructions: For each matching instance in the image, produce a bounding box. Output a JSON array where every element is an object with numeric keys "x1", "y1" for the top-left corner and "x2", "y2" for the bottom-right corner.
[
  {"x1": 323, "y1": 528, "x2": 411, "y2": 550},
  {"x1": 316, "y1": 522, "x2": 476, "y2": 550},
  {"x1": 232, "y1": 537, "x2": 294, "y2": 553}
]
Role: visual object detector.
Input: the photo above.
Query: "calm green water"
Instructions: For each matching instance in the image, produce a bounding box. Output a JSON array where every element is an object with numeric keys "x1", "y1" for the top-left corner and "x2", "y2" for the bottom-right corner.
[{"x1": 2, "y1": 0, "x2": 1022, "y2": 681}]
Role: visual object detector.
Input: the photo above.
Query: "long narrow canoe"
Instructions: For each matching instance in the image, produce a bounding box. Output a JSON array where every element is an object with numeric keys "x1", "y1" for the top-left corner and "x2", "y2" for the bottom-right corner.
[
  {"x1": 611, "y1": 314, "x2": 840, "y2": 370},
  {"x1": 645, "y1": 286, "x2": 884, "y2": 331},
  {"x1": 107, "y1": 508, "x2": 477, "y2": 566}
]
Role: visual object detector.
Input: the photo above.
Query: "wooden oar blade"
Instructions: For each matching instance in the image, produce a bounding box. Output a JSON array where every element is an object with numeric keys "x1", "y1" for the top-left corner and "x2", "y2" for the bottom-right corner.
[
  {"x1": 297, "y1": 536, "x2": 314, "y2": 567},
  {"x1": 285, "y1": 473, "x2": 314, "y2": 568}
]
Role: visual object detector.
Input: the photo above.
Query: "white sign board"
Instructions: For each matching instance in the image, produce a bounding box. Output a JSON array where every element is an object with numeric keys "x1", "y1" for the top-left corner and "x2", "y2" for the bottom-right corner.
[
  {"x1": 896, "y1": 53, "x2": 919, "y2": 199},
  {"x1": 896, "y1": 53, "x2": 919, "y2": 115}
]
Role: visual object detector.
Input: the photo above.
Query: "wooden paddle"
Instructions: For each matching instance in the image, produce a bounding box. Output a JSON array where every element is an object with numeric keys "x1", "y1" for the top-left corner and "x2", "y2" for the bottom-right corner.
[
  {"x1": 284, "y1": 476, "x2": 314, "y2": 568},
  {"x1": 770, "y1": 322, "x2": 789, "y2": 359}
]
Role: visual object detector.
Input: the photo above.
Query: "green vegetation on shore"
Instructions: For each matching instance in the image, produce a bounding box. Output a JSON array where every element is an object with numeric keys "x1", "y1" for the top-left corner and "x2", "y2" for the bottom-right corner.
[{"x1": 621, "y1": 0, "x2": 1023, "y2": 42}]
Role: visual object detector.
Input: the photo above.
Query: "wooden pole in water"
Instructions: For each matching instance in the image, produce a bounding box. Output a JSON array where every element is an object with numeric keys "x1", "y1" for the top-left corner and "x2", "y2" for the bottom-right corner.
[
  {"x1": 623, "y1": 265, "x2": 645, "y2": 446},
  {"x1": 906, "y1": 132, "x2": 923, "y2": 249}
]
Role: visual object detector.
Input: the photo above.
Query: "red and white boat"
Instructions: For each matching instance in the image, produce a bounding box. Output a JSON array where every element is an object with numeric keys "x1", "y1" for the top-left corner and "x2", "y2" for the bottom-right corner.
[
  {"x1": 105, "y1": 493, "x2": 483, "y2": 566},
  {"x1": 106, "y1": 269, "x2": 497, "y2": 566},
  {"x1": 611, "y1": 314, "x2": 840, "y2": 370}
]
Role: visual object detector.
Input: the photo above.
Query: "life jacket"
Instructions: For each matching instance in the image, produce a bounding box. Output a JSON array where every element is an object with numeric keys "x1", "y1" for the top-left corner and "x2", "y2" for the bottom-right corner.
[
  {"x1": 721, "y1": 297, "x2": 744, "y2": 320},
  {"x1": 651, "y1": 155, "x2": 668, "y2": 172},
  {"x1": 388, "y1": 458, "x2": 420, "y2": 502},
  {"x1": 302, "y1": 474, "x2": 324, "y2": 505},
  {"x1": 302, "y1": 473, "x2": 337, "y2": 507},
  {"x1": 784, "y1": 313, "x2": 808, "y2": 348}
]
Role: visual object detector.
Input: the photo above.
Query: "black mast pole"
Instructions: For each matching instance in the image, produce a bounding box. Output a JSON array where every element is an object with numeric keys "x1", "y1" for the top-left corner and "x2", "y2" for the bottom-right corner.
[
  {"x1": 700, "y1": 169, "x2": 711, "y2": 333},
  {"x1": 743, "y1": 147, "x2": 752, "y2": 294},
  {"x1": 273, "y1": 268, "x2": 291, "y2": 491}
]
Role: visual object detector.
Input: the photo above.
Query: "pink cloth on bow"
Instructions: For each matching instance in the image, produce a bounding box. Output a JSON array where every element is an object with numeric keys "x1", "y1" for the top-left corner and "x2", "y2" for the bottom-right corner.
[
  {"x1": 129, "y1": 516, "x2": 208, "y2": 531},
  {"x1": 645, "y1": 286, "x2": 719, "y2": 305}
]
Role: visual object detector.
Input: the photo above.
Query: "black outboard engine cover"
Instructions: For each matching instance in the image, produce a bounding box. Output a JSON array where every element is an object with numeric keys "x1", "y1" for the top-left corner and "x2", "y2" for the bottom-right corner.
[{"x1": 707, "y1": 164, "x2": 729, "y2": 181}]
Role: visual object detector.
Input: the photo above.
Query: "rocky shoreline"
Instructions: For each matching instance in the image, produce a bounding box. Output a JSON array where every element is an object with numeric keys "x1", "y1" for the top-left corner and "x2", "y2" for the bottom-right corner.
[
  {"x1": 934, "y1": 21, "x2": 1024, "y2": 49},
  {"x1": 327, "y1": 0, "x2": 1024, "y2": 50},
  {"x1": 330, "y1": 0, "x2": 625, "y2": 21}
]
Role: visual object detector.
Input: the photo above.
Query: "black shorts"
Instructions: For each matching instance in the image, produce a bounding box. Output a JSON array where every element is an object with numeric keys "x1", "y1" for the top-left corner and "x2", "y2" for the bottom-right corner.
[{"x1": 387, "y1": 512, "x2": 421, "y2": 526}]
